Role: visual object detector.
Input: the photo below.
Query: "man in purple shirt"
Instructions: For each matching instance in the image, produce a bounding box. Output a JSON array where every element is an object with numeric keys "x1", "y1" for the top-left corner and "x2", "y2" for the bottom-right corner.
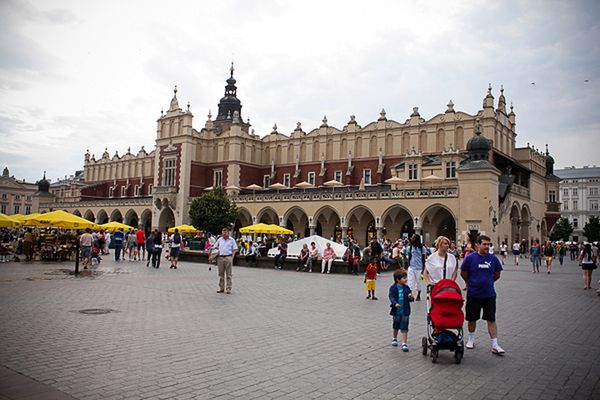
[{"x1": 460, "y1": 234, "x2": 505, "y2": 355}]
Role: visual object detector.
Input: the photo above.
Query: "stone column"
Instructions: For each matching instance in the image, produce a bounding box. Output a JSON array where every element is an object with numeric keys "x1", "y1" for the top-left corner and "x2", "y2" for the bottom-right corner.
[{"x1": 310, "y1": 225, "x2": 316, "y2": 236}]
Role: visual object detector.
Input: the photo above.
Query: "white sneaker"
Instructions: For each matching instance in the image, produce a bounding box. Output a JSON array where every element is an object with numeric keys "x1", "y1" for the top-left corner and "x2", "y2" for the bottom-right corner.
[
  {"x1": 492, "y1": 344, "x2": 505, "y2": 355},
  {"x1": 466, "y1": 338, "x2": 475, "y2": 349}
]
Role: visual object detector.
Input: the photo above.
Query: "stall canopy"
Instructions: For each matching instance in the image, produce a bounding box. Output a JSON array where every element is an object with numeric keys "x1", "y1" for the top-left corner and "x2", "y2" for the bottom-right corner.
[
  {"x1": 0, "y1": 213, "x2": 21, "y2": 228},
  {"x1": 267, "y1": 235, "x2": 350, "y2": 260},
  {"x1": 239, "y1": 223, "x2": 293, "y2": 235},
  {"x1": 100, "y1": 221, "x2": 135, "y2": 232},
  {"x1": 168, "y1": 224, "x2": 200, "y2": 233},
  {"x1": 24, "y1": 210, "x2": 99, "y2": 230}
]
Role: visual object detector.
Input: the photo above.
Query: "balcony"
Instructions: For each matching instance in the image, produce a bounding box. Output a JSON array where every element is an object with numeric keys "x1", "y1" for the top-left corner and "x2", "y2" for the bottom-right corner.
[
  {"x1": 546, "y1": 202, "x2": 560, "y2": 213},
  {"x1": 511, "y1": 184, "x2": 530, "y2": 198},
  {"x1": 153, "y1": 186, "x2": 178, "y2": 195},
  {"x1": 235, "y1": 185, "x2": 459, "y2": 203}
]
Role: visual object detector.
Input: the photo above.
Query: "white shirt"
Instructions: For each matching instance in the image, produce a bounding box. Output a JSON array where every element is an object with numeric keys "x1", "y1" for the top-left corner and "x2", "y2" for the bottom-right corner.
[
  {"x1": 513, "y1": 243, "x2": 520, "y2": 251},
  {"x1": 425, "y1": 252, "x2": 457, "y2": 283}
]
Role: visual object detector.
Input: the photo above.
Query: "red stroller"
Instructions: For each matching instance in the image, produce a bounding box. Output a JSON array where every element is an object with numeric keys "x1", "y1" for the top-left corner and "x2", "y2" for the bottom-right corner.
[{"x1": 421, "y1": 278, "x2": 465, "y2": 363}]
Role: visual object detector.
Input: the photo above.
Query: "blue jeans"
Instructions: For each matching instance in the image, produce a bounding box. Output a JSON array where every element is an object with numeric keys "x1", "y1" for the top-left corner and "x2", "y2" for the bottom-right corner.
[
  {"x1": 114, "y1": 244, "x2": 122, "y2": 261},
  {"x1": 559, "y1": 254, "x2": 564, "y2": 265}
]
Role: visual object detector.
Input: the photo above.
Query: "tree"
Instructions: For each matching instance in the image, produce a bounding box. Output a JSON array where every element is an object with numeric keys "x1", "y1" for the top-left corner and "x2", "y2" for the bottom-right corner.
[
  {"x1": 189, "y1": 187, "x2": 238, "y2": 235},
  {"x1": 583, "y1": 216, "x2": 600, "y2": 242},
  {"x1": 550, "y1": 217, "x2": 573, "y2": 242}
]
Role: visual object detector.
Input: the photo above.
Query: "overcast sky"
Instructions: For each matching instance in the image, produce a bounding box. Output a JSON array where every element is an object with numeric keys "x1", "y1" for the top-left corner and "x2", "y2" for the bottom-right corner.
[{"x1": 1, "y1": 0, "x2": 599, "y2": 183}]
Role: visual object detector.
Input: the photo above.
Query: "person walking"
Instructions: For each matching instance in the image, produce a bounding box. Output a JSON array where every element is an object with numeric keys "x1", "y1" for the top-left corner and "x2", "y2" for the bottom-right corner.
[
  {"x1": 145, "y1": 230, "x2": 154, "y2": 267},
  {"x1": 321, "y1": 242, "x2": 336, "y2": 274},
  {"x1": 460, "y1": 234, "x2": 505, "y2": 355},
  {"x1": 113, "y1": 228, "x2": 124, "y2": 262},
  {"x1": 214, "y1": 227, "x2": 237, "y2": 294},
  {"x1": 79, "y1": 228, "x2": 94, "y2": 269},
  {"x1": 169, "y1": 228, "x2": 182, "y2": 269},
  {"x1": 151, "y1": 229, "x2": 164, "y2": 268},
  {"x1": 543, "y1": 240, "x2": 555, "y2": 274},
  {"x1": 407, "y1": 234, "x2": 426, "y2": 301},
  {"x1": 557, "y1": 242, "x2": 566, "y2": 266},
  {"x1": 424, "y1": 235, "x2": 458, "y2": 286},
  {"x1": 126, "y1": 229, "x2": 137, "y2": 261},
  {"x1": 579, "y1": 243, "x2": 597, "y2": 290},
  {"x1": 512, "y1": 240, "x2": 521, "y2": 266},
  {"x1": 499, "y1": 241, "x2": 508, "y2": 265},
  {"x1": 530, "y1": 240, "x2": 542, "y2": 273},
  {"x1": 136, "y1": 227, "x2": 146, "y2": 261},
  {"x1": 389, "y1": 269, "x2": 413, "y2": 351}
]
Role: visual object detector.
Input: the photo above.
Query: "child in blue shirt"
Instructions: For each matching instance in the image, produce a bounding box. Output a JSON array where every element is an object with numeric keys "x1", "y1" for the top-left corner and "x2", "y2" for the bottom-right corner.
[{"x1": 389, "y1": 269, "x2": 414, "y2": 351}]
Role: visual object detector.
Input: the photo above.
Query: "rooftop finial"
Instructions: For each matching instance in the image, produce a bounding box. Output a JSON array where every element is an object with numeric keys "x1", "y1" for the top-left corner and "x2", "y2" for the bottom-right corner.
[
  {"x1": 43, "y1": 170, "x2": 46, "y2": 179},
  {"x1": 545, "y1": 143, "x2": 549, "y2": 155},
  {"x1": 500, "y1": 84, "x2": 504, "y2": 94},
  {"x1": 174, "y1": 84, "x2": 178, "y2": 95},
  {"x1": 488, "y1": 83, "x2": 492, "y2": 95},
  {"x1": 475, "y1": 118, "x2": 482, "y2": 135},
  {"x1": 187, "y1": 101, "x2": 190, "y2": 112},
  {"x1": 230, "y1": 61, "x2": 234, "y2": 78}
]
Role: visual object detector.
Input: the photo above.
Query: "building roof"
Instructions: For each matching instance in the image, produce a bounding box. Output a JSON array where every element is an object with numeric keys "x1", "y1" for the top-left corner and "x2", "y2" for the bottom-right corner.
[{"x1": 554, "y1": 166, "x2": 600, "y2": 179}]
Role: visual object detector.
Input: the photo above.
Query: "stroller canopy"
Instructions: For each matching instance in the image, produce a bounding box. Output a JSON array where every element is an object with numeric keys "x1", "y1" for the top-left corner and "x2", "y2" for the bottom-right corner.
[
  {"x1": 430, "y1": 279, "x2": 464, "y2": 329},
  {"x1": 431, "y1": 279, "x2": 464, "y2": 302}
]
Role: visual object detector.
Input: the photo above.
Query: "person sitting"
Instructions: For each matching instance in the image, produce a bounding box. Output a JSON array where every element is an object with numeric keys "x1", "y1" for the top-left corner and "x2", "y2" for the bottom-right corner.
[
  {"x1": 274, "y1": 238, "x2": 288, "y2": 269},
  {"x1": 298, "y1": 243, "x2": 309, "y2": 271},
  {"x1": 245, "y1": 241, "x2": 258, "y2": 267},
  {"x1": 305, "y1": 242, "x2": 319, "y2": 272},
  {"x1": 321, "y1": 242, "x2": 336, "y2": 274}
]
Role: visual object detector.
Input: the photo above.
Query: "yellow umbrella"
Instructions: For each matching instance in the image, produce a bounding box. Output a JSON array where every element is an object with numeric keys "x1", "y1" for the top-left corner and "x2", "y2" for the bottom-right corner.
[
  {"x1": 12, "y1": 213, "x2": 41, "y2": 225},
  {"x1": 0, "y1": 213, "x2": 21, "y2": 228},
  {"x1": 239, "y1": 223, "x2": 272, "y2": 234},
  {"x1": 168, "y1": 224, "x2": 200, "y2": 233},
  {"x1": 100, "y1": 221, "x2": 135, "y2": 232},
  {"x1": 266, "y1": 224, "x2": 293, "y2": 235},
  {"x1": 25, "y1": 210, "x2": 99, "y2": 230}
]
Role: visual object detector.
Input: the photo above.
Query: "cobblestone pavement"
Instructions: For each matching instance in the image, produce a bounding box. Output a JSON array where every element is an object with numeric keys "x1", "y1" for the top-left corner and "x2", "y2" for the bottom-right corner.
[{"x1": 0, "y1": 254, "x2": 599, "y2": 400}]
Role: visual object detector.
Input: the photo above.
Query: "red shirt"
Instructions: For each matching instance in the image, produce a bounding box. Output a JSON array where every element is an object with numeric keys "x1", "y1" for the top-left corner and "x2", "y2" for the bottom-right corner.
[
  {"x1": 135, "y1": 229, "x2": 145, "y2": 244},
  {"x1": 365, "y1": 263, "x2": 378, "y2": 280}
]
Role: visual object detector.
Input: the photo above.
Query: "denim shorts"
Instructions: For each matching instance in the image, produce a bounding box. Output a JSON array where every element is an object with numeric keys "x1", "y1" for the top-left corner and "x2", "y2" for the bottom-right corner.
[
  {"x1": 81, "y1": 246, "x2": 91, "y2": 258},
  {"x1": 393, "y1": 315, "x2": 410, "y2": 332}
]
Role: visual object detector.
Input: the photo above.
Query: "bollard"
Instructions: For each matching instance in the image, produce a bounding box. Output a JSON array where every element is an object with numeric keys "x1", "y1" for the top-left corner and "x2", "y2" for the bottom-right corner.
[{"x1": 74, "y1": 237, "x2": 80, "y2": 276}]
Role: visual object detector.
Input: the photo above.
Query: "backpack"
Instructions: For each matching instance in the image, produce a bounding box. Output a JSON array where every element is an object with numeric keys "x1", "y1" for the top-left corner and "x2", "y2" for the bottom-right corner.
[{"x1": 173, "y1": 233, "x2": 181, "y2": 244}]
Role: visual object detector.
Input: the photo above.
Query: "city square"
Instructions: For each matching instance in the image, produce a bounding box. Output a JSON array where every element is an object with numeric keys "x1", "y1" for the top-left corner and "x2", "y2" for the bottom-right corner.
[{"x1": 0, "y1": 257, "x2": 598, "y2": 400}]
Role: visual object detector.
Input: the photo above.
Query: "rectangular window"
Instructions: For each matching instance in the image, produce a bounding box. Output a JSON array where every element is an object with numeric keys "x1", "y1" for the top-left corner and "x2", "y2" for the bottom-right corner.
[
  {"x1": 13, "y1": 205, "x2": 20, "y2": 214},
  {"x1": 590, "y1": 187, "x2": 599, "y2": 196},
  {"x1": 283, "y1": 173, "x2": 291, "y2": 188},
  {"x1": 25, "y1": 206, "x2": 31, "y2": 215},
  {"x1": 263, "y1": 175, "x2": 271, "y2": 188},
  {"x1": 563, "y1": 202, "x2": 568, "y2": 211},
  {"x1": 0, "y1": 204, "x2": 6, "y2": 214},
  {"x1": 591, "y1": 200, "x2": 599, "y2": 211},
  {"x1": 572, "y1": 188, "x2": 578, "y2": 197},
  {"x1": 548, "y1": 190, "x2": 556, "y2": 203},
  {"x1": 15, "y1": 194, "x2": 21, "y2": 201},
  {"x1": 563, "y1": 188, "x2": 569, "y2": 197},
  {"x1": 445, "y1": 161, "x2": 456, "y2": 178},
  {"x1": 1, "y1": 193, "x2": 6, "y2": 200},
  {"x1": 148, "y1": 184, "x2": 153, "y2": 195},
  {"x1": 164, "y1": 158, "x2": 176, "y2": 186},
  {"x1": 572, "y1": 200, "x2": 578, "y2": 210},
  {"x1": 408, "y1": 164, "x2": 419, "y2": 180},
  {"x1": 26, "y1": 195, "x2": 32, "y2": 201},
  {"x1": 573, "y1": 218, "x2": 578, "y2": 228},
  {"x1": 108, "y1": 187, "x2": 114, "y2": 197},
  {"x1": 307, "y1": 172, "x2": 316, "y2": 186},
  {"x1": 213, "y1": 170, "x2": 223, "y2": 188},
  {"x1": 334, "y1": 170, "x2": 342, "y2": 183},
  {"x1": 134, "y1": 185, "x2": 140, "y2": 196},
  {"x1": 363, "y1": 169, "x2": 372, "y2": 185},
  {"x1": 121, "y1": 186, "x2": 126, "y2": 197}
]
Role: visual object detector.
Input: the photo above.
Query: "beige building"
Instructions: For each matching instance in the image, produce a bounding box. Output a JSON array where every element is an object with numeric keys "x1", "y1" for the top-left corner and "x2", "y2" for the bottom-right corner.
[
  {"x1": 0, "y1": 167, "x2": 40, "y2": 215},
  {"x1": 42, "y1": 68, "x2": 560, "y2": 247}
]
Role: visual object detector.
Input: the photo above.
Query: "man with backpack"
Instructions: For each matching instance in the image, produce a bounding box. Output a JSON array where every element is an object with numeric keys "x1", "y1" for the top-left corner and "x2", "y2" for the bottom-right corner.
[{"x1": 169, "y1": 228, "x2": 182, "y2": 269}]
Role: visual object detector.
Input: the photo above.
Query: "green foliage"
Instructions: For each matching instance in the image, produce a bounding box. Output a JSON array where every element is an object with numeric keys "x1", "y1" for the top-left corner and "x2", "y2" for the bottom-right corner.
[
  {"x1": 583, "y1": 216, "x2": 600, "y2": 242},
  {"x1": 189, "y1": 187, "x2": 238, "y2": 235},
  {"x1": 550, "y1": 217, "x2": 573, "y2": 242}
]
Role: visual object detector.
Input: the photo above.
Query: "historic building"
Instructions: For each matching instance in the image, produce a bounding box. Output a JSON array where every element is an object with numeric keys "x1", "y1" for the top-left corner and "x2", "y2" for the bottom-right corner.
[
  {"x1": 555, "y1": 165, "x2": 600, "y2": 241},
  {"x1": 41, "y1": 66, "x2": 560, "y2": 247}
]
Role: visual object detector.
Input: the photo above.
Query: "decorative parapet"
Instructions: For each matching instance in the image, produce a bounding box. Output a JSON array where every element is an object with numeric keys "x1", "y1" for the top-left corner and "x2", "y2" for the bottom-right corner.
[
  {"x1": 40, "y1": 196, "x2": 153, "y2": 209},
  {"x1": 236, "y1": 186, "x2": 458, "y2": 203}
]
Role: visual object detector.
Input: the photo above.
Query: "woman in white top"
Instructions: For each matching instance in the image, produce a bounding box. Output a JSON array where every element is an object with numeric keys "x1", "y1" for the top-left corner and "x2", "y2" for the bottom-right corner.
[{"x1": 424, "y1": 236, "x2": 458, "y2": 286}]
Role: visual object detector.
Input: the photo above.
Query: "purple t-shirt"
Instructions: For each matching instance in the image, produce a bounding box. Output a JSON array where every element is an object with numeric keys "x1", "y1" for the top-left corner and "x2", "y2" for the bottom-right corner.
[{"x1": 460, "y1": 252, "x2": 502, "y2": 299}]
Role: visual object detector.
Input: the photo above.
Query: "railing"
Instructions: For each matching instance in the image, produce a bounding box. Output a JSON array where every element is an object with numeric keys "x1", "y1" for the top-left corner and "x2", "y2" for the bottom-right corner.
[
  {"x1": 236, "y1": 186, "x2": 459, "y2": 203},
  {"x1": 511, "y1": 184, "x2": 530, "y2": 198},
  {"x1": 153, "y1": 185, "x2": 178, "y2": 194},
  {"x1": 40, "y1": 196, "x2": 153, "y2": 209},
  {"x1": 546, "y1": 202, "x2": 560, "y2": 213}
]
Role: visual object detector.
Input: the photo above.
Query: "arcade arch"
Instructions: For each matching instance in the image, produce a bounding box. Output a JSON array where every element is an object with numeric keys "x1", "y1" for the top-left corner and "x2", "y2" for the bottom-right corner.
[
  {"x1": 83, "y1": 210, "x2": 95, "y2": 222},
  {"x1": 346, "y1": 205, "x2": 376, "y2": 246},
  {"x1": 283, "y1": 206, "x2": 309, "y2": 238},
  {"x1": 96, "y1": 209, "x2": 109, "y2": 224},
  {"x1": 313, "y1": 205, "x2": 341, "y2": 242},
  {"x1": 381, "y1": 205, "x2": 413, "y2": 242},
  {"x1": 125, "y1": 209, "x2": 139, "y2": 228},
  {"x1": 257, "y1": 207, "x2": 278, "y2": 225},
  {"x1": 420, "y1": 204, "x2": 457, "y2": 244},
  {"x1": 140, "y1": 209, "x2": 152, "y2": 232},
  {"x1": 158, "y1": 208, "x2": 175, "y2": 232},
  {"x1": 110, "y1": 209, "x2": 123, "y2": 223},
  {"x1": 72, "y1": 209, "x2": 82, "y2": 217},
  {"x1": 510, "y1": 202, "x2": 521, "y2": 243},
  {"x1": 234, "y1": 208, "x2": 253, "y2": 233}
]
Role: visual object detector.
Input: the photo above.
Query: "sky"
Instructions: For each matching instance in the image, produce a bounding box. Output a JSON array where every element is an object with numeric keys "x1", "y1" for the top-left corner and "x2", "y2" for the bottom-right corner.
[{"x1": 1, "y1": 0, "x2": 599, "y2": 183}]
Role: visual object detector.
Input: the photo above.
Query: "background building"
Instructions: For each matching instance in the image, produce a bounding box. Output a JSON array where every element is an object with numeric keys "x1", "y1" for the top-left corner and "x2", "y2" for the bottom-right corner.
[
  {"x1": 555, "y1": 165, "x2": 600, "y2": 241},
  {"x1": 42, "y1": 67, "x2": 560, "y2": 247}
]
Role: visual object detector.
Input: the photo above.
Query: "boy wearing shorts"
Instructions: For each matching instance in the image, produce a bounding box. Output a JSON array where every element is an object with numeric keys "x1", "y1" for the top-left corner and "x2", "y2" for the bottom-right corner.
[
  {"x1": 364, "y1": 256, "x2": 379, "y2": 300},
  {"x1": 389, "y1": 269, "x2": 413, "y2": 351}
]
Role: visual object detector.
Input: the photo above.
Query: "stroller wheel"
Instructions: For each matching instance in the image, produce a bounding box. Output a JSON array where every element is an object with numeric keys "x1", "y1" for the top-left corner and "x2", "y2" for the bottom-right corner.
[
  {"x1": 454, "y1": 349, "x2": 463, "y2": 364},
  {"x1": 421, "y1": 337, "x2": 428, "y2": 356},
  {"x1": 431, "y1": 347, "x2": 439, "y2": 364}
]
